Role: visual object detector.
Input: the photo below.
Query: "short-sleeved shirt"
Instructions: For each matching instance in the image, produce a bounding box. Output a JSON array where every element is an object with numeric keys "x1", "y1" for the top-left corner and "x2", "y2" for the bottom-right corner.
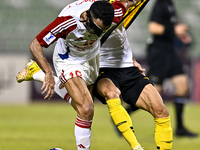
[
  {"x1": 36, "y1": 0, "x2": 126, "y2": 64},
  {"x1": 149, "y1": 0, "x2": 177, "y2": 50}
]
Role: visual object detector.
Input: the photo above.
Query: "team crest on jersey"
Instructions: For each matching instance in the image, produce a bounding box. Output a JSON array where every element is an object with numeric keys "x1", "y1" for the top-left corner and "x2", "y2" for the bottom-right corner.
[{"x1": 43, "y1": 32, "x2": 56, "y2": 45}]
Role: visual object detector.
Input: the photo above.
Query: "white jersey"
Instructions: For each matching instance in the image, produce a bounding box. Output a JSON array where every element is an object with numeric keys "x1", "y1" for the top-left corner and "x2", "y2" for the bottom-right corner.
[
  {"x1": 36, "y1": 0, "x2": 125, "y2": 65},
  {"x1": 37, "y1": 0, "x2": 100, "y2": 64},
  {"x1": 100, "y1": 24, "x2": 134, "y2": 68},
  {"x1": 56, "y1": 0, "x2": 100, "y2": 63}
]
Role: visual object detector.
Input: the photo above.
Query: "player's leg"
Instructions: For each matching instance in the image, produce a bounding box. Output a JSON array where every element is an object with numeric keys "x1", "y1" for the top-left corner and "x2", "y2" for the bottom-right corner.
[
  {"x1": 53, "y1": 47, "x2": 99, "y2": 150},
  {"x1": 171, "y1": 74, "x2": 198, "y2": 137},
  {"x1": 16, "y1": 60, "x2": 71, "y2": 103},
  {"x1": 135, "y1": 84, "x2": 172, "y2": 150},
  {"x1": 17, "y1": 59, "x2": 93, "y2": 150},
  {"x1": 96, "y1": 78, "x2": 143, "y2": 150},
  {"x1": 63, "y1": 77, "x2": 93, "y2": 150}
]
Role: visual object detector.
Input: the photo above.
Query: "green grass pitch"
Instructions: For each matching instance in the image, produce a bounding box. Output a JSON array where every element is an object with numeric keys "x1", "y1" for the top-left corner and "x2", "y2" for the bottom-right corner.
[{"x1": 0, "y1": 102, "x2": 200, "y2": 150}]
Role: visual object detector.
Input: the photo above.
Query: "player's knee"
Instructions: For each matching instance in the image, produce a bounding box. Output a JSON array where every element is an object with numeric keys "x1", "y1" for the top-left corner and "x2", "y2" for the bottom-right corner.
[
  {"x1": 174, "y1": 78, "x2": 189, "y2": 96},
  {"x1": 103, "y1": 88, "x2": 121, "y2": 100},
  {"x1": 82, "y1": 106, "x2": 94, "y2": 120},
  {"x1": 154, "y1": 104, "x2": 169, "y2": 118},
  {"x1": 78, "y1": 101, "x2": 94, "y2": 120},
  {"x1": 175, "y1": 87, "x2": 188, "y2": 97}
]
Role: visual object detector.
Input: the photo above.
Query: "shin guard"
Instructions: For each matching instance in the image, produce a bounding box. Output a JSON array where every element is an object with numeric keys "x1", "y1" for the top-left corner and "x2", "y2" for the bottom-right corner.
[
  {"x1": 155, "y1": 116, "x2": 173, "y2": 150},
  {"x1": 106, "y1": 98, "x2": 140, "y2": 149}
]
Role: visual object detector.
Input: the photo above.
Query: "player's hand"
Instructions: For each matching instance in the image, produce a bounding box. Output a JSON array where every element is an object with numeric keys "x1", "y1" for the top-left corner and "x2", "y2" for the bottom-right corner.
[
  {"x1": 175, "y1": 24, "x2": 188, "y2": 37},
  {"x1": 41, "y1": 73, "x2": 55, "y2": 100},
  {"x1": 178, "y1": 33, "x2": 192, "y2": 44},
  {"x1": 133, "y1": 59, "x2": 146, "y2": 76}
]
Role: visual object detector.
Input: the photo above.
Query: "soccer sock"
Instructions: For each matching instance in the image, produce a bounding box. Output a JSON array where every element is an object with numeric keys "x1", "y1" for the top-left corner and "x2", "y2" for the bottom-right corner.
[
  {"x1": 33, "y1": 69, "x2": 72, "y2": 104},
  {"x1": 106, "y1": 98, "x2": 140, "y2": 149},
  {"x1": 54, "y1": 77, "x2": 72, "y2": 104},
  {"x1": 75, "y1": 117, "x2": 92, "y2": 150},
  {"x1": 32, "y1": 69, "x2": 45, "y2": 82},
  {"x1": 154, "y1": 116, "x2": 173, "y2": 150},
  {"x1": 174, "y1": 96, "x2": 186, "y2": 129}
]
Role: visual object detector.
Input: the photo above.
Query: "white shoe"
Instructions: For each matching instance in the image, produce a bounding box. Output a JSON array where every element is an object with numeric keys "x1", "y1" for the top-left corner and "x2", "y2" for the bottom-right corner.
[{"x1": 133, "y1": 145, "x2": 144, "y2": 150}]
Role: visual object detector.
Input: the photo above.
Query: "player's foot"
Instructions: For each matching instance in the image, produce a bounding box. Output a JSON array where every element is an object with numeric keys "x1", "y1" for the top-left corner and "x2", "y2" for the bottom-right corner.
[
  {"x1": 133, "y1": 145, "x2": 144, "y2": 150},
  {"x1": 16, "y1": 59, "x2": 41, "y2": 83},
  {"x1": 175, "y1": 127, "x2": 198, "y2": 138}
]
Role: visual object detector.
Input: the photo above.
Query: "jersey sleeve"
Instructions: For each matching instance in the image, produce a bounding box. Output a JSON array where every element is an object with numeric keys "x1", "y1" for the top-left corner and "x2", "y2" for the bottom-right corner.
[
  {"x1": 112, "y1": 1, "x2": 126, "y2": 24},
  {"x1": 36, "y1": 16, "x2": 77, "y2": 48}
]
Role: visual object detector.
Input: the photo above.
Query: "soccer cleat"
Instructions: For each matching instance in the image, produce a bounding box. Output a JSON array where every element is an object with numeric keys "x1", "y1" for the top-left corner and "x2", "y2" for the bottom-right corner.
[
  {"x1": 176, "y1": 127, "x2": 198, "y2": 138},
  {"x1": 49, "y1": 148, "x2": 63, "y2": 150},
  {"x1": 16, "y1": 59, "x2": 41, "y2": 83},
  {"x1": 133, "y1": 145, "x2": 144, "y2": 150}
]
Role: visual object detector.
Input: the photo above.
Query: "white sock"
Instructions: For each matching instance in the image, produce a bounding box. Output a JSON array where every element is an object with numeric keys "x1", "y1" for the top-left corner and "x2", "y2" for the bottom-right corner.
[
  {"x1": 54, "y1": 77, "x2": 72, "y2": 104},
  {"x1": 75, "y1": 117, "x2": 92, "y2": 150},
  {"x1": 32, "y1": 70, "x2": 45, "y2": 82},
  {"x1": 32, "y1": 69, "x2": 72, "y2": 104}
]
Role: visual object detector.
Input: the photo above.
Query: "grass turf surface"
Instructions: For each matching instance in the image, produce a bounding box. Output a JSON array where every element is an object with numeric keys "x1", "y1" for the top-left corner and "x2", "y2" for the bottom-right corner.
[{"x1": 0, "y1": 102, "x2": 200, "y2": 150}]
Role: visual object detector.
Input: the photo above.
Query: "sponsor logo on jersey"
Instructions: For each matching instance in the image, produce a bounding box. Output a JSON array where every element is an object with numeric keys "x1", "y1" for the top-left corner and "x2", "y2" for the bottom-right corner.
[{"x1": 43, "y1": 32, "x2": 56, "y2": 45}]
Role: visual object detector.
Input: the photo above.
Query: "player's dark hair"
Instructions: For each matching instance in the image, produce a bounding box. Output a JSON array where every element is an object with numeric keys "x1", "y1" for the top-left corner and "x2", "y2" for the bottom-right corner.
[{"x1": 89, "y1": 1, "x2": 114, "y2": 27}]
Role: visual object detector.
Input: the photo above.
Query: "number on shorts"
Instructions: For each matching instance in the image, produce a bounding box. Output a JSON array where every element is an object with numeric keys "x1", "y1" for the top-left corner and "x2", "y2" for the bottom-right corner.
[{"x1": 69, "y1": 70, "x2": 82, "y2": 78}]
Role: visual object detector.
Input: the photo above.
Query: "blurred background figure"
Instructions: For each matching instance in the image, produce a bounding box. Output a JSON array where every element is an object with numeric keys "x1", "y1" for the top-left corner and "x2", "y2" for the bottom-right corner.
[
  {"x1": 146, "y1": 0, "x2": 197, "y2": 137},
  {"x1": 122, "y1": 0, "x2": 198, "y2": 138}
]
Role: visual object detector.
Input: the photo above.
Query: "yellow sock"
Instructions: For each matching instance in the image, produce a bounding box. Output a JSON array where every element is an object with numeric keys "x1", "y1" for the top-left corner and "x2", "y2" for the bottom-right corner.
[
  {"x1": 106, "y1": 98, "x2": 140, "y2": 149},
  {"x1": 155, "y1": 116, "x2": 173, "y2": 150}
]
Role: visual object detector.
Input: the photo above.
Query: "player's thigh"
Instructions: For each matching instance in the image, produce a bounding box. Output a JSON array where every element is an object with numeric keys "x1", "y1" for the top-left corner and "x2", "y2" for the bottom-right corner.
[
  {"x1": 171, "y1": 74, "x2": 189, "y2": 96},
  {"x1": 135, "y1": 84, "x2": 169, "y2": 118},
  {"x1": 97, "y1": 78, "x2": 121, "y2": 100}
]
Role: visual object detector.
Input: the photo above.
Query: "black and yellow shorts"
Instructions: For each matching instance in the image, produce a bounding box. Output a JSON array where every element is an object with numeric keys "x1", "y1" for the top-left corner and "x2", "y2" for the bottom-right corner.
[{"x1": 93, "y1": 66, "x2": 152, "y2": 107}]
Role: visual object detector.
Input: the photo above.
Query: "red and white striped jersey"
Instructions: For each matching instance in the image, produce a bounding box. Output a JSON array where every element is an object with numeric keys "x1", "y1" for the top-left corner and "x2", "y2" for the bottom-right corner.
[{"x1": 36, "y1": 0, "x2": 126, "y2": 63}]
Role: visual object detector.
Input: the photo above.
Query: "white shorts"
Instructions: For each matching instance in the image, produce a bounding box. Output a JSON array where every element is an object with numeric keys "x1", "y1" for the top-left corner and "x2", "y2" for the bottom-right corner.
[{"x1": 53, "y1": 47, "x2": 99, "y2": 86}]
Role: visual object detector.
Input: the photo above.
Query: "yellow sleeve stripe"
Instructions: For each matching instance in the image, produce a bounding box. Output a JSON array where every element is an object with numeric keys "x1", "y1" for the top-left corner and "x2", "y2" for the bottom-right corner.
[{"x1": 123, "y1": 0, "x2": 149, "y2": 29}]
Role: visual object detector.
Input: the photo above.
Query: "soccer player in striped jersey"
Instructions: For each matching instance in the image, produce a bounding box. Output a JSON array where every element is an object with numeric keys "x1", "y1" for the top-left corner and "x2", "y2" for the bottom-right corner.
[{"x1": 17, "y1": 0, "x2": 139, "y2": 150}]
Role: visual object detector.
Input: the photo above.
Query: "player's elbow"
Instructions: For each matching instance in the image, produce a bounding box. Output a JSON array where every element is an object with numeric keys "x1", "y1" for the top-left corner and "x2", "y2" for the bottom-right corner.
[{"x1": 29, "y1": 38, "x2": 42, "y2": 54}]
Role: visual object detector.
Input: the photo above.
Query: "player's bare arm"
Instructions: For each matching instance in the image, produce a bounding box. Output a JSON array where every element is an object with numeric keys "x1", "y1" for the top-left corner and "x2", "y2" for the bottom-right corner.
[
  {"x1": 148, "y1": 21, "x2": 165, "y2": 35},
  {"x1": 29, "y1": 38, "x2": 55, "y2": 100}
]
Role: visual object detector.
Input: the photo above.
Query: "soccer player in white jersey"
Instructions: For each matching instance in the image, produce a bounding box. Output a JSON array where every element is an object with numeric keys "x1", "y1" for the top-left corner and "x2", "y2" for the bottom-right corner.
[{"x1": 16, "y1": 0, "x2": 140, "y2": 150}]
